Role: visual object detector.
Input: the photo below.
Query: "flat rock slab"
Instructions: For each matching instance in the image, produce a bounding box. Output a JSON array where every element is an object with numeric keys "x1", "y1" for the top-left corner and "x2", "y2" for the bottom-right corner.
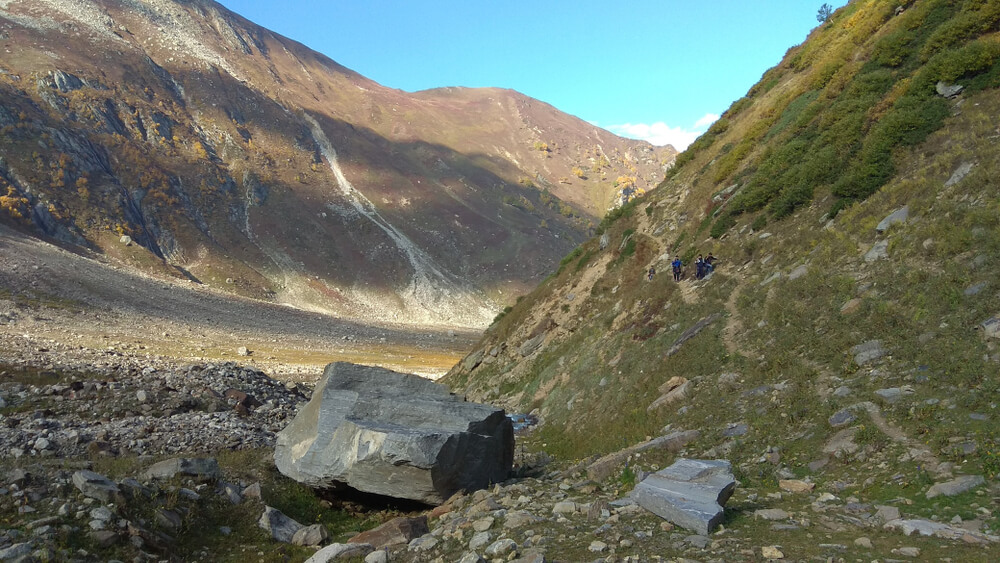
[
  {"x1": 885, "y1": 518, "x2": 999, "y2": 543},
  {"x1": 633, "y1": 458, "x2": 735, "y2": 535},
  {"x1": 926, "y1": 475, "x2": 985, "y2": 499},
  {"x1": 667, "y1": 314, "x2": 723, "y2": 356},
  {"x1": 876, "y1": 206, "x2": 909, "y2": 233},
  {"x1": 852, "y1": 340, "x2": 887, "y2": 365},
  {"x1": 275, "y1": 362, "x2": 513, "y2": 505},
  {"x1": 72, "y1": 470, "x2": 120, "y2": 504},
  {"x1": 864, "y1": 240, "x2": 889, "y2": 262},
  {"x1": 305, "y1": 542, "x2": 374, "y2": 563}
]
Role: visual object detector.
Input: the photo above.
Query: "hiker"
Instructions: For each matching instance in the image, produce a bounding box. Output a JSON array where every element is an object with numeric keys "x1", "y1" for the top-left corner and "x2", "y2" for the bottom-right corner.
[
  {"x1": 671, "y1": 256, "x2": 682, "y2": 281},
  {"x1": 647, "y1": 266, "x2": 656, "y2": 281},
  {"x1": 695, "y1": 254, "x2": 705, "y2": 279},
  {"x1": 705, "y1": 253, "x2": 717, "y2": 275}
]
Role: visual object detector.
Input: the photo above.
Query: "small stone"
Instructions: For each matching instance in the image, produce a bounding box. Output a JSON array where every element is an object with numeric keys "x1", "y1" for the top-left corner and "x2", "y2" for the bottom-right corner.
[
  {"x1": 552, "y1": 501, "x2": 576, "y2": 514},
  {"x1": 936, "y1": 81, "x2": 963, "y2": 98},
  {"x1": 828, "y1": 410, "x2": 855, "y2": 427},
  {"x1": 484, "y1": 538, "x2": 517, "y2": 557},
  {"x1": 155, "y1": 509, "x2": 182, "y2": 531},
  {"x1": 136, "y1": 390, "x2": 148, "y2": 403},
  {"x1": 852, "y1": 340, "x2": 887, "y2": 365},
  {"x1": 893, "y1": 546, "x2": 921, "y2": 557},
  {"x1": 588, "y1": 540, "x2": 608, "y2": 552},
  {"x1": 237, "y1": 346, "x2": 251, "y2": 356},
  {"x1": 874, "y1": 505, "x2": 900, "y2": 523},
  {"x1": 722, "y1": 423, "x2": 748, "y2": 437},
  {"x1": 965, "y1": 282, "x2": 987, "y2": 296},
  {"x1": 72, "y1": 470, "x2": 120, "y2": 503},
  {"x1": 258, "y1": 506, "x2": 303, "y2": 543},
  {"x1": 864, "y1": 240, "x2": 889, "y2": 262},
  {"x1": 292, "y1": 524, "x2": 329, "y2": 547},
  {"x1": 815, "y1": 493, "x2": 837, "y2": 503},
  {"x1": 468, "y1": 530, "x2": 491, "y2": 550},
  {"x1": 761, "y1": 545, "x2": 784, "y2": 559},
  {"x1": 242, "y1": 482, "x2": 262, "y2": 499},
  {"x1": 407, "y1": 535, "x2": 438, "y2": 552},
  {"x1": 980, "y1": 316, "x2": 999, "y2": 340},
  {"x1": 779, "y1": 479, "x2": 814, "y2": 494},
  {"x1": 875, "y1": 386, "x2": 913, "y2": 403},
  {"x1": 854, "y1": 537, "x2": 872, "y2": 548},
  {"x1": 840, "y1": 298, "x2": 861, "y2": 315},
  {"x1": 89, "y1": 507, "x2": 113, "y2": 521},
  {"x1": 364, "y1": 549, "x2": 389, "y2": 563},
  {"x1": 472, "y1": 516, "x2": 494, "y2": 532},
  {"x1": 754, "y1": 509, "x2": 789, "y2": 521}
]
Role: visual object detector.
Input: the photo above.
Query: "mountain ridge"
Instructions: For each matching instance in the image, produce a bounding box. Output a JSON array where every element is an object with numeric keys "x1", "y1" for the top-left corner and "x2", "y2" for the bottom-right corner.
[{"x1": 0, "y1": 0, "x2": 675, "y2": 328}]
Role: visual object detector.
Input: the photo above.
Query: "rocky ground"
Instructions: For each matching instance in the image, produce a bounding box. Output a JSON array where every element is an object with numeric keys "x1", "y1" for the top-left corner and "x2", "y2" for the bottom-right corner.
[
  {"x1": 0, "y1": 340, "x2": 997, "y2": 562},
  {"x1": 1, "y1": 228, "x2": 998, "y2": 562}
]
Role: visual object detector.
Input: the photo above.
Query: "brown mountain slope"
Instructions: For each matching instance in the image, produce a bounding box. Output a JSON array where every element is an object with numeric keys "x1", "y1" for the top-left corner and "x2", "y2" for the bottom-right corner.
[{"x1": 0, "y1": 0, "x2": 675, "y2": 328}]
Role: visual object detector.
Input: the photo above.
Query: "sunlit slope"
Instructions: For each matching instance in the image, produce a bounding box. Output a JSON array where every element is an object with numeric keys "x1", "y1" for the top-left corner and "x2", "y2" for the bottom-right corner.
[{"x1": 444, "y1": 0, "x2": 1000, "y2": 495}]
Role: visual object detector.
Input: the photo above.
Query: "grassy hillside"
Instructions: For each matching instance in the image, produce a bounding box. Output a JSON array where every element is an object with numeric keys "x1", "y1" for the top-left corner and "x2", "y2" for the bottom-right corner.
[{"x1": 444, "y1": 0, "x2": 1000, "y2": 520}]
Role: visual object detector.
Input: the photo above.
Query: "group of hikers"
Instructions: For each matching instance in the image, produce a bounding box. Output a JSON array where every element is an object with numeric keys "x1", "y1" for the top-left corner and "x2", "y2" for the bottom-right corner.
[{"x1": 647, "y1": 253, "x2": 717, "y2": 282}]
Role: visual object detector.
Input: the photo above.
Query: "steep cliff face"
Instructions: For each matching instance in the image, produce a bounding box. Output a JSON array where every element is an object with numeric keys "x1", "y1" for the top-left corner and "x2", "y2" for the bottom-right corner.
[
  {"x1": 0, "y1": 0, "x2": 674, "y2": 328},
  {"x1": 445, "y1": 0, "x2": 1000, "y2": 487}
]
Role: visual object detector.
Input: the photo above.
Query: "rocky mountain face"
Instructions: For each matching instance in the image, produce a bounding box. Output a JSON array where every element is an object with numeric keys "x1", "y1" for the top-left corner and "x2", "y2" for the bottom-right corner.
[
  {"x1": 446, "y1": 0, "x2": 1000, "y2": 548},
  {"x1": 0, "y1": 0, "x2": 674, "y2": 328}
]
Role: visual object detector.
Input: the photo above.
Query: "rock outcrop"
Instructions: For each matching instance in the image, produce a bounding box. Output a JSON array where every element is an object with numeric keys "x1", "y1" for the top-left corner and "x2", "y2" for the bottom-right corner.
[
  {"x1": 632, "y1": 458, "x2": 736, "y2": 535},
  {"x1": 274, "y1": 362, "x2": 513, "y2": 504}
]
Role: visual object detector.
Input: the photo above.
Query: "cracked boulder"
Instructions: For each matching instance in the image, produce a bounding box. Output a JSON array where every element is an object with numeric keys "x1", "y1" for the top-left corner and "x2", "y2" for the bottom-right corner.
[
  {"x1": 274, "y1": 362, "x2": 513, "y2": 505},
  {"x1": 633, "y1": 458, "x2": 736, "y2": 535}
]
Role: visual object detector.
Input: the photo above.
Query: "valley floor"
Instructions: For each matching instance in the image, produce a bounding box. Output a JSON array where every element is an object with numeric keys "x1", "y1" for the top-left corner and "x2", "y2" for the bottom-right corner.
[{"x1": 0, "y1": 224, "x2": 477, "y2": 380}]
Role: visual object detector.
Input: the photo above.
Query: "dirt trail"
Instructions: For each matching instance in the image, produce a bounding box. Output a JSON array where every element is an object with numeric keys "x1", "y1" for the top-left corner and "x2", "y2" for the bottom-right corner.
[
  {"x1": 721, "y1": 278, "x2": 745, "y2": 356},
  {"x1": 853, "y1": 401, "x2": 949, "y2": 478}
]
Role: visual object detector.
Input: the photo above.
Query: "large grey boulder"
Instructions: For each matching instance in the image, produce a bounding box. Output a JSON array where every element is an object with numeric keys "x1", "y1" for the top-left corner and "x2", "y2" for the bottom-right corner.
[
  {"x1": 274, "y1": 362, "x2": 513, "y2": 505},
  {"x1": 632, "y1": 458, "x2": 736, "y2": 535}
]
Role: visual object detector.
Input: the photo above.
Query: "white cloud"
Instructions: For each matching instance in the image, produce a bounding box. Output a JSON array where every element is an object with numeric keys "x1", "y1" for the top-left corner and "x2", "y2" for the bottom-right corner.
[
  {"x1": 694, "y1": 113, "x2": 721, "y2": 129},
  {"x1": 609, "y1": 113, "x2": 721, "y2": 151}
]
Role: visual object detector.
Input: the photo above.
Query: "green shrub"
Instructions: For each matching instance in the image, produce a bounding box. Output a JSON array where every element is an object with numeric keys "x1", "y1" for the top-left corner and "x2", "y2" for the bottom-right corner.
[
  {"x1": 710, "y1": 211, "x2": 737, "y2": 239},
  {"x1": 921, "y1": 0, "x2": 1000, "y2": 62}
]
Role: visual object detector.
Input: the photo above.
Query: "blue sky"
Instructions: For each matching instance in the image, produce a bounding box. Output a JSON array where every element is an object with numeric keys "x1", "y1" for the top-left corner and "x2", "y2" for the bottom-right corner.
[{"x1": 219, "y1": 1, "x2": 847, "y2": 150}]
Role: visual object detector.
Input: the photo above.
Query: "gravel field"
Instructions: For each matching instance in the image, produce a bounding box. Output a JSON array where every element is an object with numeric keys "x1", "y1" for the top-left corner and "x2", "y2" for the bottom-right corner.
[{"x1": 0, "y1": 224, "x2": 478, "y2": 380}]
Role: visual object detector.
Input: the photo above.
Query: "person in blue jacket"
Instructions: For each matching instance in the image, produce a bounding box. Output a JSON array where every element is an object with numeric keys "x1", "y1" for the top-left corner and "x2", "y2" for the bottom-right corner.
[{"x1": 671, "y1": 256, "x2": 682, "y2": 281}]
